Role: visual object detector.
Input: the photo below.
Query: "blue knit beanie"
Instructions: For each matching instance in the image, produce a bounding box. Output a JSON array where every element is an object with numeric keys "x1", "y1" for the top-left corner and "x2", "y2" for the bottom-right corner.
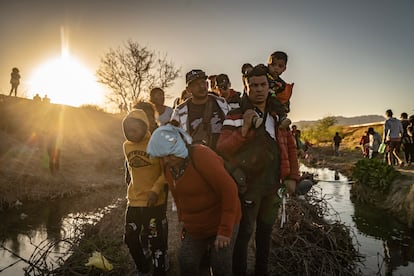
[{"x1": 147, "y1": 124, "x2": 193, "y2": 159}]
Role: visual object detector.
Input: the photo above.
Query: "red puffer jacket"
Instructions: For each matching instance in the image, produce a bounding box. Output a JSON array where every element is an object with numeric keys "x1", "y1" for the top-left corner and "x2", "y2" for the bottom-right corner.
[
  {"x1": 217, "y1": 109, "x2": 299, "y2": 183},
  {"x1": 277, "y1": 127, "x2": 300, "y2": 182}
]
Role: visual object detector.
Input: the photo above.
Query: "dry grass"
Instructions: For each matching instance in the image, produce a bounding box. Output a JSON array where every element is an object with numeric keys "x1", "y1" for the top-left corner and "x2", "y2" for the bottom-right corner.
[{"x1": 0, "y1": 95, "x2": 125, "y2": 209}]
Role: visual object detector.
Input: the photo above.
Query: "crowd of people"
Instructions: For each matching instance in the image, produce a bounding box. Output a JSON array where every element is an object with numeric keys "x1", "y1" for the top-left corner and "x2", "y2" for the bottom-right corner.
[
  {"x1": 120, "y1": 48, "x2": 413, "y2": 275},
  {"x1": 122, "y1": 51, "x2": 307, "y2": 276},
  {"x1": 382, "y1": 110, "x2": 414, "y2": 167},
  {"x1": 356, "y1": 110, "x2": 414, "y2": 166}
]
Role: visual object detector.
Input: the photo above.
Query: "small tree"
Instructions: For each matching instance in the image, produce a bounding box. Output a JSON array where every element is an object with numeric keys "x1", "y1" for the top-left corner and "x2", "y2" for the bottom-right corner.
[
  {"x1": 316, "y1": 116, "x2": 337, "y2": 132},
  {"x1": 97, "y1": 40, "x2": 180, "y2": 111},
  {"x1": 302, "y1": 116, "x2": 341, "y2": 144}
]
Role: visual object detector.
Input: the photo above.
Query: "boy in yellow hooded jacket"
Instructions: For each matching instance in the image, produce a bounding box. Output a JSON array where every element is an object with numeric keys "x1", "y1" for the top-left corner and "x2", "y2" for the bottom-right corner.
[{"x1": 122, "y1": 108, "x2": 167, "y2": 276}]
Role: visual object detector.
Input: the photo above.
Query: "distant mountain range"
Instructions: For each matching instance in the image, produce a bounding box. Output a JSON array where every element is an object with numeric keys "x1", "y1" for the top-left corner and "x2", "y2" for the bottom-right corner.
[{"x1": 293, "y1": 115, "x2": 385, "y2": 129}]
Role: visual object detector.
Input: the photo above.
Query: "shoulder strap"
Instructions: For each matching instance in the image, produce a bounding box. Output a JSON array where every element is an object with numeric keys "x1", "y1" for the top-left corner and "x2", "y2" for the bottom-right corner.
[
  {"x1": 187, "y1": 145, "x2": 209, "y2": 183},
  {"x1": 187, "y1": 144, "x2": 197, "y2": 169},
  {"x1": 202, "y1": 96, "x2": 213, "y2": 126}
]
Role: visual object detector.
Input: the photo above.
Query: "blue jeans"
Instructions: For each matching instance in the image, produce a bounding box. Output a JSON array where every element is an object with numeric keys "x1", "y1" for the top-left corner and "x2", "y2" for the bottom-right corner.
[
  {"x1": 178, "y1": 225, "x2": 239, "y2": 276},
  {"x1": 233, "y1": 185, "x2": 281, "y2": 276}
]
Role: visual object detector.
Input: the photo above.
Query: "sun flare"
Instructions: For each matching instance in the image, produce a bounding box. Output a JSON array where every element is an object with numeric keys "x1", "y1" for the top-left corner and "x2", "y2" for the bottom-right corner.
[{"x1": 28, "y1": 54, "x2": 105, "y2": 107}]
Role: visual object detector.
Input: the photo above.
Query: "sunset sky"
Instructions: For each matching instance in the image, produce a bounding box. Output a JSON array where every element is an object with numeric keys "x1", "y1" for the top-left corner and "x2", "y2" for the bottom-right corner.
[{"x1": 1, "y1": 0, "x2": 413, "y2": 122}]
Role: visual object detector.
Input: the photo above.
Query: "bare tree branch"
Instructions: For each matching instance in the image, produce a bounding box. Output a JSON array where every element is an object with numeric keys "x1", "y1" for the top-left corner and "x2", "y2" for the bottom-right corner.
[{"x1": 96, "y1": 40, "x2": 181, "y2": 111}]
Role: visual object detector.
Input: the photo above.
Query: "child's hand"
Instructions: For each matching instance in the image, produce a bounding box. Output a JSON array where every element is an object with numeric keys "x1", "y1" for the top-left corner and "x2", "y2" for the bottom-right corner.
[
  {"x1": 242, "y1": 109, "x2": 258, "y2": 137},
  {"x1": 279, "y1": 118, "x2": 291, "y2": 129},
  {"x1": 147, "y1": 191, "x2": 158, "y2": 206}
]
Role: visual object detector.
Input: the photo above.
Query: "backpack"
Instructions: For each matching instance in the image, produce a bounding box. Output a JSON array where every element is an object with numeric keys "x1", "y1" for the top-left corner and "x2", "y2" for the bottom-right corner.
[
  {"x1": 187, "y1": 144, "x2": 247, "y2": 195},
  {"x1": 191, "y1": 98, "x2": 213, "y2": 146},
  {"x1": 190, "y1": 96, "x2": 226, "y2": 150}
]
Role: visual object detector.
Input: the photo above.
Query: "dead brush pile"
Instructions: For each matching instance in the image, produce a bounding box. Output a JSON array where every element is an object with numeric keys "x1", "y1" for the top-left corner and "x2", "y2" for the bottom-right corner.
[{"x1": 269, "y1": 191, "x2": 363, "y2": 276}]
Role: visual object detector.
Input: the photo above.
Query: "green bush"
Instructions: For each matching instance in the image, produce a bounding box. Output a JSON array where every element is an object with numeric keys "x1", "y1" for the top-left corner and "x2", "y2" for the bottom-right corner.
[
  {"x1": 302, "y1": 116, "x2": 343, "y2": 144},
  {"x1": 351, "y1": 159, "x2": 400, "y2": 193}
]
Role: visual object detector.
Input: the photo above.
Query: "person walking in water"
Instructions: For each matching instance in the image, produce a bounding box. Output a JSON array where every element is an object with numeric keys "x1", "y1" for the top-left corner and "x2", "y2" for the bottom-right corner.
[{"x1": 9, "y1": 67, "x2": 21, "y2": 96}]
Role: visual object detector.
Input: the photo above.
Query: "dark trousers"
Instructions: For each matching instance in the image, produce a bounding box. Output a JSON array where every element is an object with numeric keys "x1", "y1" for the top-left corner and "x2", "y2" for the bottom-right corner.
[
  {"x1": 9, "y1": 85, "x2": 18, "y2": 96},
  {"x1": 402, "y1": 143, "x2": 413, "y2": 163},
  {"x1": 233, "y1": 185, "x2": 280, "y2": 276},
  {"x1": 124, "y1": 205, "x2": 168, "y2": 275},
  {"x1": 179, "y1": 225, "x2": 238, "y2": 276}
]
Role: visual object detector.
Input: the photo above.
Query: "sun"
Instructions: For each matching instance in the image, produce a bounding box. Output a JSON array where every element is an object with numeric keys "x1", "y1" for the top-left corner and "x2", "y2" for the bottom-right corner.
[{"x1": 28, "y1": 53, "x2": 105, "y2": 107}]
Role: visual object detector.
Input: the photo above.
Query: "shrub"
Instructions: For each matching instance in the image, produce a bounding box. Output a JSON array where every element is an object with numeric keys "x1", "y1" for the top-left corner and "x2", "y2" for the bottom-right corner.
[
  {"x1": 302, "y1": 116, "x2": 343, "y2": 144},
  {"x1": 351, "y1": 158, "x2": 400, "y2": 193}
]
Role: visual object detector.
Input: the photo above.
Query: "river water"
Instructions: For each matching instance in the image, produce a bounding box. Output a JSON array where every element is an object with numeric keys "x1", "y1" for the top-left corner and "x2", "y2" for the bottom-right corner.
[
  {"x1": 1, "y1": 167, "x2": 414, "y2": 275},
  {"x1": 0, "y1": 191, "x2": 122, "y2": 275},
  {"x1": 301, "y1": 164, "x2": 414, "y2": 276}
]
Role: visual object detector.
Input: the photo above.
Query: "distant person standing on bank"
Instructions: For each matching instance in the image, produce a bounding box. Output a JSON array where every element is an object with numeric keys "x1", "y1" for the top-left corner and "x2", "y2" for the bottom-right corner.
[
  {"x1": 367, "y1": 127, "x2": 382, "y2": 159},
  {"x1": 400, "y1": 112, "x2": 412, "y2": 166},
  {"x1": 383, "y1": 109, "x2": 404, "y2": 167},
  {"x1": 359, "y1": 131, "x2": 370, "y2": 158},
  {"x1": 405, "y1": 125, "x2": 414, "y2": 166},
  {"x1": 9, "y1": 67, "x2": 21, "y2": 96},
  {"x1": 333, "y1": 132, "x2": 342, "y2": 156}
]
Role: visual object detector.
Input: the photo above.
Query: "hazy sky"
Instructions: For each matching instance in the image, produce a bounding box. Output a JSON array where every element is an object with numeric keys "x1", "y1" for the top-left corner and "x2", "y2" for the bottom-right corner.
[{"x1": 1, "y1": 0, "x2": 413, "y2": 121}]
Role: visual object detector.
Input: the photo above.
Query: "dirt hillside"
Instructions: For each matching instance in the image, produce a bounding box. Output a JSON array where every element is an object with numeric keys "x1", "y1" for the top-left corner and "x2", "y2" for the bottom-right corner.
[{"x1": 0, "y1": 95, "x2": 126, "y2": 208}]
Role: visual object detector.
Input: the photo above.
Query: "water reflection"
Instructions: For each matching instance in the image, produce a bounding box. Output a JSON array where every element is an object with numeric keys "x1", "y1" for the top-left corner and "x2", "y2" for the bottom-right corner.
[
  {"x1": 300, "y1": 164, "x2": 414, "y2": 276},
  {"x1": 0, "y1": 189, "x2": 123, "y2": 275}
]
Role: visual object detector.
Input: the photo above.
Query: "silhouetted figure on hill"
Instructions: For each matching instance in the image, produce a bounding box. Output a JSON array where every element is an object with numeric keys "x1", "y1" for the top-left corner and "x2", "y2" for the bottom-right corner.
[
  {"x1": 42, "y1": 94, "x2": 50, "y2": 104},
  {"x1": 9, "y1": 67, "x2": 21, "y2": 96},
  {"x1": 33, "y1": 93, "x2": 41, "y2": 102}
]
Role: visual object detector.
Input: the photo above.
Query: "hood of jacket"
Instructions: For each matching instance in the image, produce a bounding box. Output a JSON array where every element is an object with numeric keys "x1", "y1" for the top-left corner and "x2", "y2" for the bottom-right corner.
[{"x1": 122, "y1": 109, "x2": 151, "y2": 141}]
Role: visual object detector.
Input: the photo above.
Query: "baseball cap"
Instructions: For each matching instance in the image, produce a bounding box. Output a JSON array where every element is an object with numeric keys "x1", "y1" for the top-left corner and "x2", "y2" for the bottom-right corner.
[
  {"x1": 215, "y1": 74, "x2": 230, "y2": 89},
  {"x1": 186, "y1": 69, "x2": 207, "y2": 85}
]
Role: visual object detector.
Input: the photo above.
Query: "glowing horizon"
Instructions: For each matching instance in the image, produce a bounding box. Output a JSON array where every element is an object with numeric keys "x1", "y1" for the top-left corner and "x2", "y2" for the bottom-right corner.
[{"x1": 27, "y1": 27, "x2": 105, "y2": 107}]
